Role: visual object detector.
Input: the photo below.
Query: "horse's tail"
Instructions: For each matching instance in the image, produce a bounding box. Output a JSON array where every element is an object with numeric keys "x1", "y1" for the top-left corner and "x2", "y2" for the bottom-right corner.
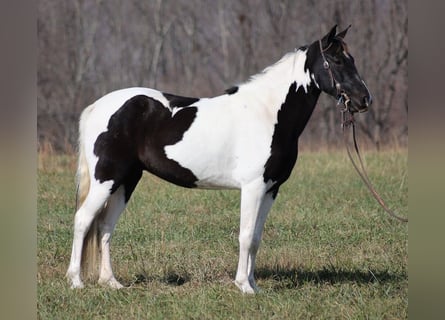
[
  {"x1": 76, "y1": 104, "x2": 93, "y2": 211},
  {"x1": 76, "y1": 104, "x2": 101, "y2": 280}
]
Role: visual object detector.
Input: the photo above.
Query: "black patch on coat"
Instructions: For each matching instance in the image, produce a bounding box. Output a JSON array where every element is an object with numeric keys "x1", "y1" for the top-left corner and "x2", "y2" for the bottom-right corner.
[
  {"x1": 263, "y1": 82, "x2": 321, "y2": 197},
  {"x1": 225, "y1": 86, "x2": 239, "y2": 95},
  {"x1": 163, "y1": 92, "x2": 199, "y2": 109},
  {"x1": 304, "y1": 42, "x2": 319, "y2": 74},
  {"x1": 94, "y1": 95, "x2": 199, "y2": 201}
]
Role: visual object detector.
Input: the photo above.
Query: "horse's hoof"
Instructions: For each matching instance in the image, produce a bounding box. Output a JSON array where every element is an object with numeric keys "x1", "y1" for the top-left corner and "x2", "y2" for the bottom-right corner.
[
  {"x1": 234, "y1": 280, "x2": 259, "y2": 294},
  {"x1": 98, "y1": 277, "x2": 124, "y2": 289},
  {"x1": 67, "y1": 277, "x2": 85, "y2": 289}
]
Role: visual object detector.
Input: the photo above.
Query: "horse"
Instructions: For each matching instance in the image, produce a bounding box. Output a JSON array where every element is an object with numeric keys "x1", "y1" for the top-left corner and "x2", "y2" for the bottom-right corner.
[{"x1": 66, "y1": 25, "x2": 372, "y2": 293}]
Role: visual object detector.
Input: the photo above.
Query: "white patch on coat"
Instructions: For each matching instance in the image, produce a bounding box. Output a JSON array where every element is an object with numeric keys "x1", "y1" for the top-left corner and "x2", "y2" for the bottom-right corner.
[
  {"x1": 311, "y1": 73, "x2": 320, "y2": 89},
  {"x1": 165, "y1": 95, "x2": 276, "y2": 189}
]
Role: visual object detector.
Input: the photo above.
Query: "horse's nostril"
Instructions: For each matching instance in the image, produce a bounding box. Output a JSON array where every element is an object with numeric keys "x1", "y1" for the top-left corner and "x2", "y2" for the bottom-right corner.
[{"x1": 363, "y1": 96, "x2": 372, "y2": 107}]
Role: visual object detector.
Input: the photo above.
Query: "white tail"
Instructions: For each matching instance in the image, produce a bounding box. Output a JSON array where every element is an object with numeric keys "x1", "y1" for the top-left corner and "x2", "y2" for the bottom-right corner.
[{"x1": 76, "y1": 104, "x2": 102, "y2": 280}]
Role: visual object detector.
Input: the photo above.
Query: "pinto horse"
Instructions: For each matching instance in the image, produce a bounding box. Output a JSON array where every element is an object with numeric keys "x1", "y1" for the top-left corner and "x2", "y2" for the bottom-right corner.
[{"x1": 66, "y1": 25, "x2": 372, "y2": 293}]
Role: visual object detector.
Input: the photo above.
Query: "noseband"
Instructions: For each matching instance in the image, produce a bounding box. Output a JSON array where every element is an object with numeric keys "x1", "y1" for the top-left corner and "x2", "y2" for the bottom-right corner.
[{"x1": 318, "y1": 39, "x2": 351, "y2": 113}]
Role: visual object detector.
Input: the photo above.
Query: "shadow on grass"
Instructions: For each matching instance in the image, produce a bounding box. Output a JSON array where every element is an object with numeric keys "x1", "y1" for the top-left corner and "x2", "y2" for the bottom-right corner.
[
  {"x1": 130, "y1": 272, "x2": 190, "y2": 287},
  {"x1": 255, "y1": 266, "x2": 407, "y2": 288},
  {"x1": 125, "y1": 266, "x2": 406, "y2": 289}
]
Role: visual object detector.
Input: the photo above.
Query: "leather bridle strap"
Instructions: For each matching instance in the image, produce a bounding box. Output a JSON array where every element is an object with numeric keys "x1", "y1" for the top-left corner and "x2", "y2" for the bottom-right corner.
[
  {"x1": 319, "y1": 39, "x2": 342, "y2": 96},
  {"x1": 341, "y1": 111, "x2": 408, "y2": 223}
]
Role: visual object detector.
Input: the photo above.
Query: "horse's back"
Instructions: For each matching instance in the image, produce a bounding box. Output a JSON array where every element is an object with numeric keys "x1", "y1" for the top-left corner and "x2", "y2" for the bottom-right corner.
[{"x1": 93, "y1": 87, "x2": 169, "y2": 114}]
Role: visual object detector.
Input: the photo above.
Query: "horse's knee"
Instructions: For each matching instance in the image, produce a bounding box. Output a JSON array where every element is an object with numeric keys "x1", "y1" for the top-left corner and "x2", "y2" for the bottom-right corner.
[
  {"x1": 73, "y1": 208, "x2": 93, "y2": 235},
  {"x1": 239, "y1": 230, "x2": 261, "y2": 252}
]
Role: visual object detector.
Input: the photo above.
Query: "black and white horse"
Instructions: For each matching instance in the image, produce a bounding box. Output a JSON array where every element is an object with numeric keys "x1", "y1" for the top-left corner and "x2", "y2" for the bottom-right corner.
[{"x1": 66, "y1": 25, "x2": 372, "y2": 293}]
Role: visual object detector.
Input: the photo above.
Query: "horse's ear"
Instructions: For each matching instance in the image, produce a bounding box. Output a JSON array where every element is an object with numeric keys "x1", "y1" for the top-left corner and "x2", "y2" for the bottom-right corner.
[
  {"x1": 321, "y1": 25, "x2": 337, "y2": 48},
  {"x1": 336, "y1": 24, "x2": 351, "y2": 39}
]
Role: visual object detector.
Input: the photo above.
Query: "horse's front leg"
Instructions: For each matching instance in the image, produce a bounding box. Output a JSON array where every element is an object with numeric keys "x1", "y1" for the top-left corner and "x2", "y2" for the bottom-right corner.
[{"x1": 234, "y1": 179, "x2": 276, "y2": 294}]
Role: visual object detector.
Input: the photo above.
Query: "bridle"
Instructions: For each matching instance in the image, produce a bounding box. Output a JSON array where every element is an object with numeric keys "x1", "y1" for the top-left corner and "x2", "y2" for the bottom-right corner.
[
  {"x1": 318, "y1": 39, "x2": 351, "y2": 111},
  {"x1": 318, "y1": 39, "x2": 408, "y2": 223}
]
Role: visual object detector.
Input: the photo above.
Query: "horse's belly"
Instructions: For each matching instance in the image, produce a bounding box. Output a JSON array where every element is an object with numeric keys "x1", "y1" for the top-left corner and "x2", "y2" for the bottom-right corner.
[{"x1": 165, "y1": 141, "x2": 241, "y2": 189}]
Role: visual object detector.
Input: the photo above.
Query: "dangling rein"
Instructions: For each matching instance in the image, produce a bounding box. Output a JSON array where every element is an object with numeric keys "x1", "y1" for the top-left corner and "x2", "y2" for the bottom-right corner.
[
  {"x1": 318, "y1": 38, "x2": 407, "y2": 223},
  {"x1": 339, "y1": 105, "x2": 408, "y2": 223}
]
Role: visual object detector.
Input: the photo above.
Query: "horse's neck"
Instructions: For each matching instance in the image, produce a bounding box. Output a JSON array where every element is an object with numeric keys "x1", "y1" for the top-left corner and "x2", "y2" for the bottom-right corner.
[
  {"x1": 278, "y1": 82, "x2": 321, "y2": 139},
  {"x1": 242, "y1": 50, "x2": 313, "y2": 107},
  {"x1": 241, "y1": 50, "x2": 320, "y2": 134}
]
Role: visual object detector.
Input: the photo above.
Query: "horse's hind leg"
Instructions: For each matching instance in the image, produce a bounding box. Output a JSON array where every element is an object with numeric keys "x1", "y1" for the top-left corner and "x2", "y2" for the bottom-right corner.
[
  {"x1": 66, "y1": 180, "x2": 113, "y2": 288},
  {"x1": 98, "y1": 169, "x2": 142, "y2": 288},
  {"x1": 96, "y1": 186, "x2": 126, "y2": 288}
]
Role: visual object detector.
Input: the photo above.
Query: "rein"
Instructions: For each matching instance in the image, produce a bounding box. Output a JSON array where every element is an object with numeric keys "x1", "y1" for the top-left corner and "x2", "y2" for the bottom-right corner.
[
  {"x1": 318, "y1": 39, "x2": 408, "y2": 223},
  {"x1": 340, "y1": 109, "x2": 408, "y2": 223}
]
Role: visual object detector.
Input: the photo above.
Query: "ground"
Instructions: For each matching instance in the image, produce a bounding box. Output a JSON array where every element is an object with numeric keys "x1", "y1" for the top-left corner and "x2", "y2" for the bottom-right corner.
[{"x1": 38, "y1": 150, "x2": 408, "y2": 319}]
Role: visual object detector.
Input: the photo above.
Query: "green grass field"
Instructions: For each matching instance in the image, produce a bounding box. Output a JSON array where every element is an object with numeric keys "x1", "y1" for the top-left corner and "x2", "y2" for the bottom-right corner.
[{"x1": 37, "y1": 150, "x2": 407, "y2": 319}]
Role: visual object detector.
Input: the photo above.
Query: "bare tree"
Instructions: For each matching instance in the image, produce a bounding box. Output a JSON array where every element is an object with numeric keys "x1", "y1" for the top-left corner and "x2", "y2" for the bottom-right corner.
[
  {"x1": 368, "y1": 0, "x2": 407, "y2": 147},
  {"x1": 38, "y1": 0, "x2": 408, "y2": 151}
]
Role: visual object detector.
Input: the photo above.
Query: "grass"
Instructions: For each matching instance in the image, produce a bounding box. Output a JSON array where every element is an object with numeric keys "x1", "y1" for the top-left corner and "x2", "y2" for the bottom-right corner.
[{"x1": 38, "y1": 150, "x2": 407, "y2": 319}]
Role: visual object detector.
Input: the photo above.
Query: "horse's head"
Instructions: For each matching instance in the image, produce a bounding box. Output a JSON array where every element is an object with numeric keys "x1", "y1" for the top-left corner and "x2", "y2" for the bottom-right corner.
[{"x1": 307, "y1": 25, "x2": 372, "y2": 113}]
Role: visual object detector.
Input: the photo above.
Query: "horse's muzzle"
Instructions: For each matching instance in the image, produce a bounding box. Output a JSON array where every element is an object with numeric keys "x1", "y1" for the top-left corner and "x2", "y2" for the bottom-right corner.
[
  {"x1": 358, "y1": 95, "x2": 372, "y2": 113},
  {"x1": 350, "y1": 95, "x2": 371, "y2": 113}
]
